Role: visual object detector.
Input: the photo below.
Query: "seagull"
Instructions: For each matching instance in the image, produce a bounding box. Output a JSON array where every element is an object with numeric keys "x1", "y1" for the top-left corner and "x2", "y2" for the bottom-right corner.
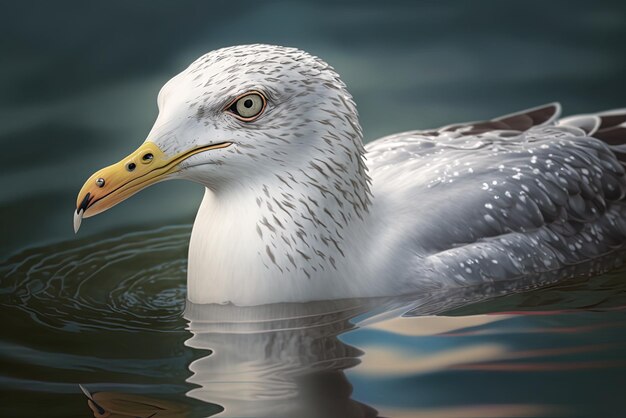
[{"x1": 74, "y1": 44, "x2": 626, "y2": 306}]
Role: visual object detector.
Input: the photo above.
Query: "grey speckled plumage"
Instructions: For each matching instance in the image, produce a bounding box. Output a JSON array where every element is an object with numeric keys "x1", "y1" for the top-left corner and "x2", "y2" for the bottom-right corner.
[
  {"x1": 79, "y1": 44, "x2": 626, "y2": 305},
  {"x1": 368, "y1": 104, "x2": 626, "y2": 293}
]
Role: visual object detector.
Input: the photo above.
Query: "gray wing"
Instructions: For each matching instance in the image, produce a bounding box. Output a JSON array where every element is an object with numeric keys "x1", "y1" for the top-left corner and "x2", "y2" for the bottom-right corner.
[{"x1": 366, "y1": 103, "x2": 626, "y2": 290}]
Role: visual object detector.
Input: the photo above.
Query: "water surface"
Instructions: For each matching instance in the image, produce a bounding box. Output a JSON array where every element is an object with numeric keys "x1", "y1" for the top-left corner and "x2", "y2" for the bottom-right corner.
[{"x1": 1, "y1": 227, "x2": 626, "y2": 417}]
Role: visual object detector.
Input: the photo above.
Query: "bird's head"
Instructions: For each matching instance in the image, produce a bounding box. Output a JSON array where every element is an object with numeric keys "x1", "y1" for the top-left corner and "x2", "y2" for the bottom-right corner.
[{"x1": 74, "y1": 44, "x2": 367, "y2": 232}]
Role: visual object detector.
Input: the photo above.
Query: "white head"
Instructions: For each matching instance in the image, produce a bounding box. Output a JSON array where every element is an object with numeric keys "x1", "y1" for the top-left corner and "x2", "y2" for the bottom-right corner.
[
  {"x1": 75, "y1": 45, "x2": 374, "y2": 301},
  {"x1": 76, "y1": 44, "x2": 370, "y2": 226}
]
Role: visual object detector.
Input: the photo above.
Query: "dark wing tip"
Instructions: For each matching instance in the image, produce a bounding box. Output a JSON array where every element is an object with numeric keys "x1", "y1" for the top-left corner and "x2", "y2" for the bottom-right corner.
[
  {"x1": 594, "y1": 110, "x2": 626, "y2": 147},
  {"x1": 440, "y1": 103, "x2": 561, "y2": 136},
  {"x1": 494, "y1": 102, "x2": 561, "y2": 130}
]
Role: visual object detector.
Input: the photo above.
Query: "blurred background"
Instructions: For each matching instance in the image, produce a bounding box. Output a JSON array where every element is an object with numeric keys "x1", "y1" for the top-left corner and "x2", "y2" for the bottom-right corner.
[{"x1": 1, "y1": 0, "x2": 625, "y2": 255}]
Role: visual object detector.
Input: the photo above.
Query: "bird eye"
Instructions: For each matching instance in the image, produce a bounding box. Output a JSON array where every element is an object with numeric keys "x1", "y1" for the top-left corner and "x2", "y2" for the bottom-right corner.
[{"x1": 227, "y1": 92, "x2": 266, "y2": 121}]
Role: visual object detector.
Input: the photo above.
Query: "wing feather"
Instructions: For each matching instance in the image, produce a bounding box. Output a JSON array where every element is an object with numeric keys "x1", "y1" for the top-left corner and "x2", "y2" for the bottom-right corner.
[{"x1": 366, "y1": 104, "x2": 626, "y2": 291}]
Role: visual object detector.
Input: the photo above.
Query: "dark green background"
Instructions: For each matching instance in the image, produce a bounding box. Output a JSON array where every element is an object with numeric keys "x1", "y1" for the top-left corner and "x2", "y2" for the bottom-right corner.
[{"x1": 1, "y1": 0, "x2": 625, "y2": 255}]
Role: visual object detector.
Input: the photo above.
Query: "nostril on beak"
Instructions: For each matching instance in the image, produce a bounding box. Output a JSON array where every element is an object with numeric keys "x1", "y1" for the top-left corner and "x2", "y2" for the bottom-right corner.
[
  {"x1": 142, "y1": 153, "x2": 154, "y2": 163},
  {"x1": 126, "y1": 162, "x2": 136, "y2": 171}
]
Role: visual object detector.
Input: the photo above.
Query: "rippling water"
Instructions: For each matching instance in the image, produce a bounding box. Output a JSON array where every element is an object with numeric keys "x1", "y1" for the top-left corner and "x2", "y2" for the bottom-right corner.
[
  {"x1": 1, "y1": 226, "x2": 191, "y2": 332},
  {"x1": 1, "y1": 227, "x2": 626, "y2": 417}
]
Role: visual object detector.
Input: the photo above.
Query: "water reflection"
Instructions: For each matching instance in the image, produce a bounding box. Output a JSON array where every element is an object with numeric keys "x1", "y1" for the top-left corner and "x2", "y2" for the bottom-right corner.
[
  {"x1": 184, "y1": 299, "x2": 385, "y2": 418},
  {"x1": 179, "y1": 294, "x2": 570, "y2": 418},
  {"x1": 180, "y1": 287, "x2": 535, "y2": 418},
  {"x1": 1, "y1": 228, "x2": 626, "y2": 417}
]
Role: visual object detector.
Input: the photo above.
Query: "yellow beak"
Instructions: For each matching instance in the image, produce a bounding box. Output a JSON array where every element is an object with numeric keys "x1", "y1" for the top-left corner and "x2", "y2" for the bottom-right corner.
[{"x1": 74, "y1": 141, "x2": 231, "y2": 233}]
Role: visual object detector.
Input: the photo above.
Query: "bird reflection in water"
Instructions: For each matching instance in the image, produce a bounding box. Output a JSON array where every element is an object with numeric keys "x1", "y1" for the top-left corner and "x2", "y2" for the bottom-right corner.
[
  {"x1": 80, "y1": 284, "x2": 571, "y2": 418},
  {"x1": 183, "y1": 298, "x2": 391, "y2": 418},
  {"x1": 80, "y1": 296, "x2": 408, "y2": 418},
  {"x1": 180, "y1": 286, "x2": 521, "y2": 417}
]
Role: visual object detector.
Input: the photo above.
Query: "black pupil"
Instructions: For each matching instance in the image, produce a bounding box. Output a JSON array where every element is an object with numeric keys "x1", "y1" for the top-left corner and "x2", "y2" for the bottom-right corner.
[{"x1": 243, "y1": 99, "x2": 253, "y2": 108}]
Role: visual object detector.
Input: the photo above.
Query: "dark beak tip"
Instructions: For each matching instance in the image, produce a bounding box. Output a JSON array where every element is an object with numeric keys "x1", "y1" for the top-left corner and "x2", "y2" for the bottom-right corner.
[{"x1": 78, "y1": 192, "x2": 92, "y2": 212}]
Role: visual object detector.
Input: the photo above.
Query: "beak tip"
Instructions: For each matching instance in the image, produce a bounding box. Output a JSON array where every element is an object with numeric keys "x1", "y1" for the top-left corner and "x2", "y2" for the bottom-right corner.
[{"x1": 73, "y1": 209, "x2": 83, "y2": 234}]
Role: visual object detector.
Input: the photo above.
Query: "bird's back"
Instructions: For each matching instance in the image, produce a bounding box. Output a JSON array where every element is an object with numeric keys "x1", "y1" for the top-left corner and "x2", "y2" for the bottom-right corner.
[{"x1": 365, "y1": 104, "x2": 626, "y2": 292}]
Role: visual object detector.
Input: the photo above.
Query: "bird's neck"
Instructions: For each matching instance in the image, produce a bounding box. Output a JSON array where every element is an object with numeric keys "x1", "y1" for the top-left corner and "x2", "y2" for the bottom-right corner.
[{"x1": 187, "y1": 159, "x2": 374, "y2": 305}]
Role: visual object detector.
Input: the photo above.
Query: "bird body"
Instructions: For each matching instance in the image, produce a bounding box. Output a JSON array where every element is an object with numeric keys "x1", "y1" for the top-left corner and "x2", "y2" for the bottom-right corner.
[{"x1": 75, "y1": 45, "x2": 626, "y2": 306}]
